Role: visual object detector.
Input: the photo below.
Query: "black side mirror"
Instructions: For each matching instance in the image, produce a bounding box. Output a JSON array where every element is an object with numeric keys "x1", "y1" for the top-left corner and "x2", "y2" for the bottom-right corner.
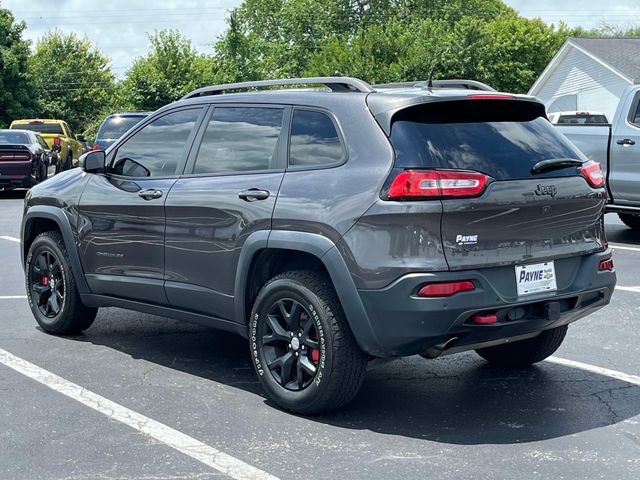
[{"x1": 80, "y1": 150, "x2": 106, "y2": 173}]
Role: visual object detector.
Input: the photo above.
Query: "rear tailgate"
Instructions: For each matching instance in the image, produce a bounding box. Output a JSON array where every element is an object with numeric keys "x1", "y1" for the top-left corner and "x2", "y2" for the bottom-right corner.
[
  {"x1": 10, "y1": 122, "x2": 64, "y2": 150},
  {"x1": 387, "y1": 98, "x2": 607, "y2": 272}
]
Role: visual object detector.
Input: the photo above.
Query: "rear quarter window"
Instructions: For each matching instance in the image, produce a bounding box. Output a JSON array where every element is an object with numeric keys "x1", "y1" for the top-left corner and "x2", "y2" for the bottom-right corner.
[
  {"x1": 390, "y1": 100, "x2": 587, "y2": 180},
  {"x1": 289, "y1": 109, "x2": 344, "y2": 167}
]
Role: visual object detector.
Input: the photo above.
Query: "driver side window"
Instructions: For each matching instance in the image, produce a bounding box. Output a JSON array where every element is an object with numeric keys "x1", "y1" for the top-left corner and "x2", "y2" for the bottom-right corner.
[{"x1": 112, "y1": 109, "x2": 201, "y2": 177}]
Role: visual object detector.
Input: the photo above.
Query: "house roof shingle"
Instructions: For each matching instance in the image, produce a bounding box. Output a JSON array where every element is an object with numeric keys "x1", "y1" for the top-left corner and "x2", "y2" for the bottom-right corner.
[{"x1": 570, "y1": 37, "x2": 640, "y2": 82}]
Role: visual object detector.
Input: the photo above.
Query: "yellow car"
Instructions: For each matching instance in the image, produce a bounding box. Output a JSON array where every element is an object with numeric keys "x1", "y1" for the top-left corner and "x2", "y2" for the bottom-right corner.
[{"x1": 9, "y1": 119, "x2": 84, "y2": 170}]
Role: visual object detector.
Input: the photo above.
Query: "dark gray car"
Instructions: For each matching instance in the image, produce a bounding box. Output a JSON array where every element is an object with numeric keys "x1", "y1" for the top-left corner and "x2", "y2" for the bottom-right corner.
[
  {"x1": 93, "y1": 112, "x2": 151, "y2": 150},
  {"x1": 20, "y1": 77, "x2": 616, "y2": 414}
]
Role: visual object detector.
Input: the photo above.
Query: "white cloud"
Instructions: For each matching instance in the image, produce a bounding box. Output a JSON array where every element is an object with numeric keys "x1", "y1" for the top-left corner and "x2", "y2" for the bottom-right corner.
[{"x1": 3, "y1": 0, "x2": 240, "y2": 77}]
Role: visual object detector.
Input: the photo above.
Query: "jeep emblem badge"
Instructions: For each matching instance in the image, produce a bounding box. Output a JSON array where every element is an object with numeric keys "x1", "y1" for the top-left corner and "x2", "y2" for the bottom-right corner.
[{"x1": 535, "y1": 184, "x2": 557, "y2": 197}]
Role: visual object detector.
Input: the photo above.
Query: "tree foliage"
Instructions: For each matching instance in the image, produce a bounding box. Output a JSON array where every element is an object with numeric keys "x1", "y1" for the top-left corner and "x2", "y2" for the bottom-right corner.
[
  {"x1": 29, "y1": 31, "x2": 116, "y2": 131},
  {"x1": 122, "y1": 30, "x2": 218, "y2": 111},
  {"x1": 215, "y1": 0, "x2": 570, "y2": 93},
  {"x1": 0, "y1": 3, "x2": 36, "y2": 127}
]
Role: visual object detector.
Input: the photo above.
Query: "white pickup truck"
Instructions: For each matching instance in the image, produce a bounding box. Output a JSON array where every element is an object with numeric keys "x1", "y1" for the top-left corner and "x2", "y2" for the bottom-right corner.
[{"x1": 556, "y1": 85, "x2": 640, "y2": 229}]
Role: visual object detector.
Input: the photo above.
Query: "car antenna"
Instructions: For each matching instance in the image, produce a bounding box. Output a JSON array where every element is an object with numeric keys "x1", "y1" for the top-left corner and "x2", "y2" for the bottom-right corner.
[{"x1": 426, "y1": 68, "x2": 434, "y2": 91}]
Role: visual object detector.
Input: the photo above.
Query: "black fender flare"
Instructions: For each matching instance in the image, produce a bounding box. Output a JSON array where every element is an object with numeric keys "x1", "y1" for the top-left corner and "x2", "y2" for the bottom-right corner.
[
  {"x1": 234, "y1": 230, "x2": 382, "y2": 355},
  {"x1": 22, "y1": 206, "x2": 90, "y2": 294}
]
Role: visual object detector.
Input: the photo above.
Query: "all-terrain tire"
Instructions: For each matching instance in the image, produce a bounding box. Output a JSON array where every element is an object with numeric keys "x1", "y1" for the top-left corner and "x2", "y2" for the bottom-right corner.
[
  {"x1": 475, "y1": 325, "x2": 568, "y2": 367},
  {"x1": 618, "y1": 213, "x2": 640, "y2": 230},
  {"x1": 25, "y1": 231, "x2": 98, "y2": 335},
  {"x1": 249, "y1": 270, "x2": 368, "y2": 415}
]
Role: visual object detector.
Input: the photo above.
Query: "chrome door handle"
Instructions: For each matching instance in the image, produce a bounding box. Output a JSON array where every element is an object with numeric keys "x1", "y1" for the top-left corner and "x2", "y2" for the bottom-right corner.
[
  {"x1": 138, "y1": 189, "x2": 163, "y2": 200},
  {"x1": 616, "y1": 138, "x2": 636, "y2": 146},
  {"x1": 238, "y1": 189, "x2": 270, "y2": 201}
]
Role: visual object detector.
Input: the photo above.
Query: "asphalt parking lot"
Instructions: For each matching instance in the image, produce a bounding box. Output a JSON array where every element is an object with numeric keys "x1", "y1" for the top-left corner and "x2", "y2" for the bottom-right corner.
[{"x1": 0, "y1": 189, "x2": 639, "y2": 480}]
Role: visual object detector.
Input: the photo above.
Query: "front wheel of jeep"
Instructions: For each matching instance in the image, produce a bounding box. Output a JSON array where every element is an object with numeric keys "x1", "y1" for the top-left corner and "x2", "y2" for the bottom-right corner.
[
  {"x1": 249, "y1": 270, "x2": 368, "y2": 415},
  {"x1": 475, "y1": 325, "x2": 568, "y2": 367},
  {"x1": 25, "y1": 231, "x2": 98, "y2": 335}
]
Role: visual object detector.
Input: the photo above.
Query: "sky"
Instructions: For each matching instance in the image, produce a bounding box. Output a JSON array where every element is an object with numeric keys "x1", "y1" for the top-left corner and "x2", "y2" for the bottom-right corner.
[{"x1": 3, "y1": 0, "x2": 640, "y2": 78}]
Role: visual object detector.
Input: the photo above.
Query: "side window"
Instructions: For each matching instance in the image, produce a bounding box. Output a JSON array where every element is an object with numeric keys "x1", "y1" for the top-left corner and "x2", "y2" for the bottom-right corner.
[
  {"x1": 289, "y1": 109, "x2": 343, "y2": 167},
  {"x1": 64, "y1": 123, "x2": 73, "y2": 138},
  {"x1": 632, "y1": 98, "x2": 640, "y2": 126},
  {"x1": 112, "y1": 109, "x2": 201, "y2": 177},
  {"x1": 193, "y1": 107, "x2": 284, "y2": 174}
]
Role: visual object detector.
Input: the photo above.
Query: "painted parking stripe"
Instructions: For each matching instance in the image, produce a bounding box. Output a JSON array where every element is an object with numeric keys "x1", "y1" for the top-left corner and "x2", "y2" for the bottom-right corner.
[
  {"x1": 0, "y1": 296, "x2": 26, "y2": 300},
  {"x1": 547, "y1": 356, "x2": 640, "y2": 387},
  {"x1": 0, "y1": 235, "x2": 19, "y2": 243},
  {"x1": 615, "y1": 286, "x2": 640, "y2": 294},
  {"x1": 0, "y1": 348, "x2": 279, "y2": 480},
  {"x1": 609, "y1": 243, "x2": 640, "y2": 252}
]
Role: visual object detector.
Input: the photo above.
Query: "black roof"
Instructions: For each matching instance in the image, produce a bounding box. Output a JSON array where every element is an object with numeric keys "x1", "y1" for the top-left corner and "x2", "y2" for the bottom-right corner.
[{"x1": 570, "y1": 37, "x2": 640, "y2": 81}]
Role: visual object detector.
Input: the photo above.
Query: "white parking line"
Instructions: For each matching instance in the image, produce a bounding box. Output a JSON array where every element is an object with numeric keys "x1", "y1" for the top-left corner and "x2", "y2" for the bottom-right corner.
[
  {"x1": 0, "y1": 235, "x2": 19, "y2": 243},
  {"x1": 0, "y1": 348, "x2": 279, "y2": 480},
  {"x1": 609, "y1": 243, "x2": 640, "y2": 252},
  {"x1": 615, "y1": 286, "x2": 640, "y2": 294},
  {"x1": 0, "y1": 296, "x2": 26, "y2": 300},
  {"x1": 547, "y1": 356, "x2": 640, "y2": 387}
]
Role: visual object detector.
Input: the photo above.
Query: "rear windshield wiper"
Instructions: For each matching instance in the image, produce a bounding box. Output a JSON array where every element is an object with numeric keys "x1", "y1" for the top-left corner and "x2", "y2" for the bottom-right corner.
[{"x1": 531, "y1": 158, "x2": 583, "y2": 174}]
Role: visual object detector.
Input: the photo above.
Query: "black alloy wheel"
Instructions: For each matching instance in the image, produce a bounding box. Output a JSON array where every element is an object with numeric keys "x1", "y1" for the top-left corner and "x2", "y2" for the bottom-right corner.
[
  {"x1": 30, "y1": 250, "x2": 65, "y2": 318},
  {"x1": 262, "y1": 298, "x2": 320, "y2": 391}
]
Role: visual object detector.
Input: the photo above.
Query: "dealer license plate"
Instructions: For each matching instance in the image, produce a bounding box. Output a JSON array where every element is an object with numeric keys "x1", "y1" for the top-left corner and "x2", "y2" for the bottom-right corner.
[{"x1": 515, "y1": 261, "x2": 557, "y2": 297}]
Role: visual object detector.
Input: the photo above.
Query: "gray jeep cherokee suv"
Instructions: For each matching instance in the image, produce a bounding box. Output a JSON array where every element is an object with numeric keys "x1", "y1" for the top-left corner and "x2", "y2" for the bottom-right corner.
[{"x1": 21, "y1": 77, "x2": 616, "y2": 414}]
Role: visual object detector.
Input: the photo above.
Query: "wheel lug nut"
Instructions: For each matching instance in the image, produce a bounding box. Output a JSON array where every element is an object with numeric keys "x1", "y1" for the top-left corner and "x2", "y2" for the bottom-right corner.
[
  {"x1": 288, "y1": 343, "x2": 291, "y2": 348},
  {"x1": 298, "y1": 333, "x2": 302, "y2": 337},
  {"x1": 290, "y1": 332, "x2": 294, "y2": 337},
  {"x1": 295, "y1": 352, "x2": 299, "y2": 357}
]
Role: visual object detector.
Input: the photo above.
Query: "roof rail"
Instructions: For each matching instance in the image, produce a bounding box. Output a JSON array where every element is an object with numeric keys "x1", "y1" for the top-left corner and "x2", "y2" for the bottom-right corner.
[
  {"x1": 181, "y1": 77, "x2": 376, "y2": 99},
  {"x1": 374, "y1": 79, "x2": 496, "y2": 92}
]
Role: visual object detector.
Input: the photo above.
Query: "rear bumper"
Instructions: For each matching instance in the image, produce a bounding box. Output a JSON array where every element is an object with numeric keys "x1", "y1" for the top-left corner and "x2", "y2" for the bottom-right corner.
[
  {"x1": 0, "y1": 163, "x2": 35, "y2": 188},
  {"x1": 356, "y1": 250, "x2": 616, "y2": 357}
]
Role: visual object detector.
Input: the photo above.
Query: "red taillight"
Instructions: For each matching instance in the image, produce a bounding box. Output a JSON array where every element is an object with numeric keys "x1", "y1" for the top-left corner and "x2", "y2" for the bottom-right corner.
[
  {"x1": 598, "y1": 258, "x2": 614, "y2": 272},
  {"x1": 580, "y1": 160, "x2": 605, "y2": 188},
  {"x1": 388, "y1": 170, "x2": 489, "y2": 199},
  {"x1": 471, "y1": 314, "x2": 498, "y2": 324},
  {"x1": 467, "y1": 94, "x2": 516, "y2": 100},
  {"x1": 417, "y1": 281, "x2": 475, "y2": 298},
  {"x1": 53, "y1": 137, "x2": 61, "y2": 146}
]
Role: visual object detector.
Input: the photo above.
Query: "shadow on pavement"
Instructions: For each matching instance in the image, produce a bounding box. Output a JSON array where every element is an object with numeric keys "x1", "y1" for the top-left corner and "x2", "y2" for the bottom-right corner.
[
  {"x1": 75, "y1": 310, "x2": 640, "y2": 445},
  {"x1": 0, "y1": 189, "x2": 27, "y2": 200}
]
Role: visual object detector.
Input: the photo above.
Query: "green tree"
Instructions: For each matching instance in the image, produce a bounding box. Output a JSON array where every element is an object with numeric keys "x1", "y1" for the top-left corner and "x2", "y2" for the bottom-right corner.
[
  {"x1": 0, "y1": 2, "x2": 36, "y2": 127},
  {"x1": 29, "y1": 31, "x2": 116, "y2": 131},
  {"x1": 122, "y1": 30, "x2": 217, "y2": 111}
]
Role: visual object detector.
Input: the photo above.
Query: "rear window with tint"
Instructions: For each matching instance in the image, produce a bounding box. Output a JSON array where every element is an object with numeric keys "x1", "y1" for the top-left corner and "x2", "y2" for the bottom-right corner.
[
  {"x1": 390, "y1": 100, "x2": 587, "y2": 180},
  {"x1": 0, "y1": 131, "x2": 30, "y2": 144},
  {"x1": 12, "y1": 122, "x2": 64, "y2": 135},
  {"x1": 98, "y1": 116, "x2": 147, "y2": 140},
  {"x1": 557, "y1": 114, "x2": 608, "y2": 124}
]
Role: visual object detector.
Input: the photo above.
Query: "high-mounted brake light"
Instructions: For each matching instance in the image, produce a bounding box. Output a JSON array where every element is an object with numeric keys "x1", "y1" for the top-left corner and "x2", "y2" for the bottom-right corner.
[
  {"x1": 417, "y1": 281, "x2": 475, "y2": 298},
  {"x1": 467, "y1": 94, "x2": 516, "y2": 100},
  {"x1": 388, "y1": 170, "x2": 489, "y2": 199},
  {"x1": 580, "y1": 160, "x2": 605, "y2": 188},
  {"x1": 29, "y1": 119, "x2": 44, "y2": 124}
]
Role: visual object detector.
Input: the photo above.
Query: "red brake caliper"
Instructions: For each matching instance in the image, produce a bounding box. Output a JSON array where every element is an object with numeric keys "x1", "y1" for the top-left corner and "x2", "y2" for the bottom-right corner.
[
  {"x1": 41, "y1": 276, "x2": 49, "y2": 286},
  {"x1": 311, "y1": 348, "x2": 320, "y2": 363}
]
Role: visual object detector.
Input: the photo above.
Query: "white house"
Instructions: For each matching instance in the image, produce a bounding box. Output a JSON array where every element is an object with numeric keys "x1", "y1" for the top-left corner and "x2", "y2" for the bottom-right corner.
[{"x1": 528, "y1": 37, "x2": 640, "y2": 121}]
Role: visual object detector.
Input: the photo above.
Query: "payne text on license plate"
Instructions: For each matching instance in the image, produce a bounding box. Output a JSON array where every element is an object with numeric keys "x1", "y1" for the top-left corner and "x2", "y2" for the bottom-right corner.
[{"x1": 515, "y1": 261, "x2": 557, "y2": 297}]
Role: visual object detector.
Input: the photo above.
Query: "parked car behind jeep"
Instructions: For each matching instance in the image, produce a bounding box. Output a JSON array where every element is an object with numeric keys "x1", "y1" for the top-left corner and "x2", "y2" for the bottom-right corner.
[
  {"x1": 554, "y1": 85, "x2": 640, "y2": 230},
  {"x1": 0, "y1": 129, "x2": 57, "y2": 190},
  {"x1": 21, "y1": 77, "x2": 616, "y2": 415},
  {"x1": 93, "y1": 112, "x2": 151, "y2": 151},
  {"x1": 10, "y1": 119, "x2": 83, "y2": 170}
]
